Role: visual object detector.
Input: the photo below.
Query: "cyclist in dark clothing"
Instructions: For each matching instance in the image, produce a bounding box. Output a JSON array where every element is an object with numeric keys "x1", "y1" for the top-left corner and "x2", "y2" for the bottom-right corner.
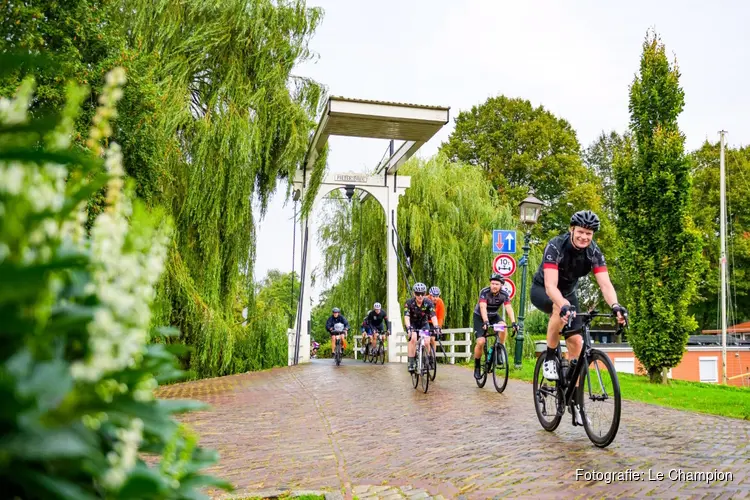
[
  {"x1": 530, "y1": 210, "x2": 627, "y2": 421},
  {"x1": 325, "y1": 308, "x2": 349, "y2": 351},
  {"x1": 472, "y1": 273, "x2": 518, "y2": 379},
  {"x1": 403, "y1": 282, "x2": 441, "y2": 373},
  {"x1": 363, "y1": 302, "x2": 388, "y2": 353}
]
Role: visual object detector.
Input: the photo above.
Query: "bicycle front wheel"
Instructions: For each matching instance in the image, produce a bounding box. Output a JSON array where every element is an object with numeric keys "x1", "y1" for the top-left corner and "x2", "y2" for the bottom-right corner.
[
  {"x1": 578, "y1": 349, "x2": 621, "y2": 448},
  {"x1": 492, "y1": 343, "x2": 509, "y2": 393},
  {"x1": 421, "y1": 347, "x2": 430, "y2": 393},
  {"x1": 378, "y1": 341, "x2": 386, "y2": 364},
  {"x1": 412, "y1": 346, "x2": 420, "y2": 389},
  {"x1": 475, "y1": 347, "x2": 488, "y2": 388}
]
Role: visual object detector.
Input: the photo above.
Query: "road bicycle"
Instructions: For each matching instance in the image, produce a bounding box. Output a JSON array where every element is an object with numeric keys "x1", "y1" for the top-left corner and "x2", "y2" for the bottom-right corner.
[
  {"x1": 474, "y1": 322, "x2": 509, "y2": 393},
  {"x1": 532, "y1": 308, "x2": 626, "y2": 448},
  {"x1": 410, "y1": 328, "x2": 436, "y2": 393}
]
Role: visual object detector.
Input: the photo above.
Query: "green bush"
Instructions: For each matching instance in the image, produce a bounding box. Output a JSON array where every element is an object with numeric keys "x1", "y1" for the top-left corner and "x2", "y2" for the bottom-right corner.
[
  {"x1": 0, "y1": 61, "x2": 230, "y2": 499},
  {"x1": 523, "y1": 309, "x2": 549, "y2": 336}
]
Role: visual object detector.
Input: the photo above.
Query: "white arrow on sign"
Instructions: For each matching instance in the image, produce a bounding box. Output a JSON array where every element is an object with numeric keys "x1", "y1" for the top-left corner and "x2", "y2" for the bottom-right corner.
[{"x1": 505, "y1": 233, "x2": 514, "y2": 247}]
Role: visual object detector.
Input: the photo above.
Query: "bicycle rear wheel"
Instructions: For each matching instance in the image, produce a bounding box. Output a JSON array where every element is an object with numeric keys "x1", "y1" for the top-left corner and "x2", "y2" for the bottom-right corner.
[
  {"x1": 492, "y1": 343, "x2": 509, "y2": 393},
  {"x1": 578, "y1": 349, "x2": 621, "y2": 448},
  {"x1": 533, "y1": 354, "x2": 562, "y2": 431},
  {"x1": 429, "y1": 346, "x2": 437, "y2": 381}
]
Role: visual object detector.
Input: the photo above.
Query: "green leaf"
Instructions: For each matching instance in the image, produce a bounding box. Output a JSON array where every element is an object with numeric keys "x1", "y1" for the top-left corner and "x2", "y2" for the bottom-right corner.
[
  {"x1": 153, "y1": 326, "x2": 181, "y2": 339},
  {"x1": 0, "y1": 114, "x2": 62, "y2": 137},
  {"x1": 0, "y1": 427, "x2": 96, "y2": 460},
  {"x1": 118, "y1": 463, "x2": 170, "y2": 498},
  {"x1": 0, "y1": 148, "x2": 102, "y2": 172},
  {"x1": 59, "y1": 172, "x2": 110, "y2": 215},
  {"x1": 0, "y1": 256, "x2": 89, "y2": 302},
  {"x1": 46, "y1": 304, "x2": 96, "y2": 336},
  {"x1": 156, "y1": 399, "x2": 209, "y2": 415},
  {"x1": 0, "y1": 52, "x2": 60, "y2": 78},
  {"x1": 107, "y1": 400, "x2": 176, "y2": 441},
  {"x1": 17, "y1": 469, "x2": 99, "y2": 500},
  {"x1": 178, "y1": 473, "x2": 234, "y2": 493},
  {"x1": 16, "y1": 358, "x2": 73, "y2": 411}
]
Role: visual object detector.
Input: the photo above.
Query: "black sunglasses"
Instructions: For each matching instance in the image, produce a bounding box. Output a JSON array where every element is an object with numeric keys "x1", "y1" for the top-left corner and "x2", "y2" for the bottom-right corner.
[{"x1": 415, "y1": 292, "x2": 425, "y2": 296}]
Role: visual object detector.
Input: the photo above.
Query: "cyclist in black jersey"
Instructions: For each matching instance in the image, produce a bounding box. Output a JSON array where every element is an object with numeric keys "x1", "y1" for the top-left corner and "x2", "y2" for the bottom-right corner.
[
  {"x1": 362, "y1": 302, "x2": 388, "y2": 354},
  {"x1": 325, "y1": 307, "x2": 349, "y2": 348},
  {"x1": 472, "y1": 273, "x2": 518, "y2": 379},
  {"x1": 403, "y1": 282, "x2": 441, "y2": 373},
  {"x1": 530, "y1": 210, "x2": 627, "y2": 421}
]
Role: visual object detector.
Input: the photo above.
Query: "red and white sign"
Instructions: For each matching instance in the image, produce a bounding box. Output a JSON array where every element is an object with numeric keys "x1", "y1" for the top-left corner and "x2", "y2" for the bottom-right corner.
[
  {"x1": 492, "y1": 253, "x2": 517, "y2": 277},
  {"x1": 502, "y1": 278, "x2": 516, "y2": 300}
]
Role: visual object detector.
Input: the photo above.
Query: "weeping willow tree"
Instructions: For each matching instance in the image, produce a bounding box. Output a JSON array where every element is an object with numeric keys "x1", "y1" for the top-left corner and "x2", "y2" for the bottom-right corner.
[
  {"x1": 314, "y1": 190, "x2": 387, "y2": 328},
  {"x1": 315, "y1": 154, "x2": 544, "y2": 332},
  {"x1": 397, "y1": 155, "x2": 529, "y2": 328},
  {"x1": 118, "y1": 0, "x2": 328, "y2": 377}
]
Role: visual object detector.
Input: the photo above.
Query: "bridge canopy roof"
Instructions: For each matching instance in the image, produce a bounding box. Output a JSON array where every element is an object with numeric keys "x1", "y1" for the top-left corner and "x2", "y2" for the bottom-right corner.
[{"x1": 303, "y1": 96, "x2": 450, "y2": 175}]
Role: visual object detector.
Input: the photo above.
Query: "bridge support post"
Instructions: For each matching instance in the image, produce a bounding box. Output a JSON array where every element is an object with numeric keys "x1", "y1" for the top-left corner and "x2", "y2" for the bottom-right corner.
[{"x1": 386, "y1": 173, "x2": 407, "y2": 363}]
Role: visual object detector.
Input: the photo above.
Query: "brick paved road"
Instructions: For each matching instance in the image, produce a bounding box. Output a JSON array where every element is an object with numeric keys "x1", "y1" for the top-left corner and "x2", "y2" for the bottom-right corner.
[{"x1": 158, "y1": 359, "x2": 750, "y2": 499}]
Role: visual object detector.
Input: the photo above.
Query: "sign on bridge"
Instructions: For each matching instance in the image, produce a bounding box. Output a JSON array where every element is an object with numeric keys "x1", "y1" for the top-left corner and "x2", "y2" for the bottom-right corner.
[
  {"x1": 502, "y1": 278, "x2": 516, "y2": 300},
  {"x1": 492, "y1": 254, "x2": 516, "y2": 277},
  {"x1": 493, "y1": 230, "x2": 517, "y2": 253}
]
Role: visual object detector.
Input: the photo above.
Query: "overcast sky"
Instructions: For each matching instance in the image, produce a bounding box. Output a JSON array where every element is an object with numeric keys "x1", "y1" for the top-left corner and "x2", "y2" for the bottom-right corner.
[{"x1": 253, "y1": 0, "x2": 750, "y2": 304}]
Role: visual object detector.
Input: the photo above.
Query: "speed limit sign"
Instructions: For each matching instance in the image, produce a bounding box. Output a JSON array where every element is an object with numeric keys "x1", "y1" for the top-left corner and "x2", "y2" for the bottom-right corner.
[{"x1": 492, "y1": 253, "x2": 517, "y2": 277}]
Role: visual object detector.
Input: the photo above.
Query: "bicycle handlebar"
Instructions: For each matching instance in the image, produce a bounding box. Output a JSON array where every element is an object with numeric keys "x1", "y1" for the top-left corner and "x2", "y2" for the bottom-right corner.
[{"x1": 565, "y1": 308, "x2": 629, "y2": 331}]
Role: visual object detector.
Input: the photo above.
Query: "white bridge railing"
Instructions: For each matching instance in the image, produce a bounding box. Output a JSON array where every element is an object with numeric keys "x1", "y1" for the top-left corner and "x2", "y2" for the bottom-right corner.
[{"x1": 353, "y1": 328, "x2": 473, "y2": 364}]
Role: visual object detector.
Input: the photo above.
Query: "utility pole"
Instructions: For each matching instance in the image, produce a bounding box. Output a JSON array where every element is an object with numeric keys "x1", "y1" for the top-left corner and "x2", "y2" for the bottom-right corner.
[{"x1": 719, "y1": 130, "x2": 728, "y2": 385}]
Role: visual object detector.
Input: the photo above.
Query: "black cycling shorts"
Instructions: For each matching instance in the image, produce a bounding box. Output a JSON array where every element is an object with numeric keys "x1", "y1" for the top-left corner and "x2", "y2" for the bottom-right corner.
[
  {"x1": 473, "y1": 313, "x2": 502, "y2": 339},
  {"x1": 529, "y1": 282, "x2": 582, "y2": 338},
  {"x1": 366, "y1": 324, "x2": 386, "y2": 334}
]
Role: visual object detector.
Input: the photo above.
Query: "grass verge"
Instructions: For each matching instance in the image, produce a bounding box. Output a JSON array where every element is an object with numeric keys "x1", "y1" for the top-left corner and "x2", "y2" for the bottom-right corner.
[{"x1": 460, "y1": 358, "x2": 750, "y2": 420}]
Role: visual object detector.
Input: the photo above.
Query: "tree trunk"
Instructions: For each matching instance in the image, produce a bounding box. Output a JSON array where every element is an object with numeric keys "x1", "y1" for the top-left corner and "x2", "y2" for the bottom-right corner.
[{"x1": 648, "y1": 367, "x2": 663, "y2": 383}]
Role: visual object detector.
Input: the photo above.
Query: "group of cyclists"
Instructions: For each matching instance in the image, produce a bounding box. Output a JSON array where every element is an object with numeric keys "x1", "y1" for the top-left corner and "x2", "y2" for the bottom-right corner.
[{"x1": 324, "y1": 210, "x2": 628, "y2": 392}]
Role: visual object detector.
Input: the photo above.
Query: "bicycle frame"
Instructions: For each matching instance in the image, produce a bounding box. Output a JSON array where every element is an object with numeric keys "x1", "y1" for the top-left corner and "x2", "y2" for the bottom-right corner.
[
  {"x1": 416, "y1": 329, "x2": 431, "y2": 371},
  {"x1": 558, "y1": 311, "x2": 624, "y2": 408}
]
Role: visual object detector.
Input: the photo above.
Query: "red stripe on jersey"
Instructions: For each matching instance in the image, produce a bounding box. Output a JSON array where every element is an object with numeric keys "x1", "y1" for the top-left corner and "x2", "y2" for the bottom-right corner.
[
  {"x1": 543, "y1": 262, "x2": 558, "y2": 270},
  {"x1": 593, "y1": 266, "x2": 608, "y2": 274}
]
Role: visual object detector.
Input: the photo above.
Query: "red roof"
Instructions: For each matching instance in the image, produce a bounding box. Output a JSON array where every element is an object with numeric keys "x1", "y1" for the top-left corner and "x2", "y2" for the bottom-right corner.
[{"x1": 702, "y1": 320, "x2": 750, "y2": 334}]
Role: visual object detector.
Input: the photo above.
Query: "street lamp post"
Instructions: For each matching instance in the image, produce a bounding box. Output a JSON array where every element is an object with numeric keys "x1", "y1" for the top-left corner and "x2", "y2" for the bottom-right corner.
[{"x1": 513, "y1": 195, "x2": 544, "y2": 368}]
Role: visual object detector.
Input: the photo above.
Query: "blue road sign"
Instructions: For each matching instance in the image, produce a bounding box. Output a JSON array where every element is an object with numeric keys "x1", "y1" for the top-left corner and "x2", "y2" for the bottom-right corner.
[{"x1": 493, "y1": 230, "x2": 517, "y2": 254}]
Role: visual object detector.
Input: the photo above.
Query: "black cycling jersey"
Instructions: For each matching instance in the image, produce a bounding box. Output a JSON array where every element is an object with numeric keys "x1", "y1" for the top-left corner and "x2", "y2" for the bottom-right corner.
[
  {"x1": 325, "y1": 315, "x2": 349, "y2": 332},
  {"x1": 532, "y1": 232, "x2": 607, "y2": 292},
  {"x1": 472, "y1": 286, "x2": 510, "y2": 317},
  {"x1": 365, "y1": 309, "x2": 388, "y2": 327},
  {"x1": 403, "y1": 297, "x2": 437, "y2": 329}
]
